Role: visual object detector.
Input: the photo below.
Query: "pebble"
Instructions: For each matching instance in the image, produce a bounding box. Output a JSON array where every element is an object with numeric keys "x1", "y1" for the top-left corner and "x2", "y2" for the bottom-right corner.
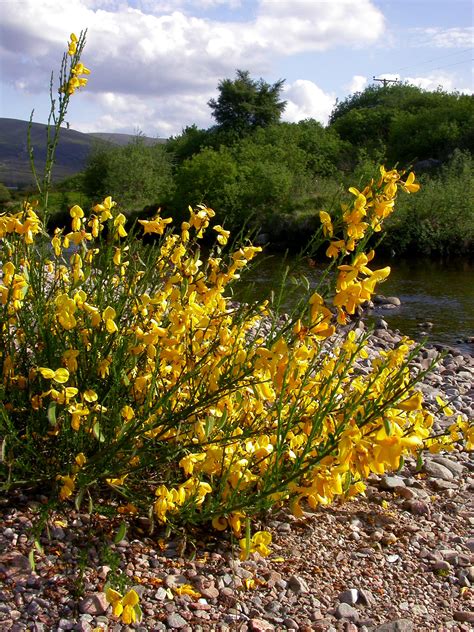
[
  {"x1": 166, "y1": 612, "x2": 188, "y2": 628},
  {"x1": 249, "y1": 618, "x2": 275, "y2": 631},
  {"x1": 338, "y1": 589, "x2": 358, "y2": 605},
  {"x1": 78, "y1": 593, "x2": 108, "y2": 616},
  {"x1": 287, "y1": 575, "x2": 309, "y2": 594},
  {"x1": 371, "y1": 620, "x2": 414, "y2": 632},
  {"x1": 335, "y1": 603, "x2": 359, "y2": 622},
  {"x1": 453, "y1": 611, "x2": 474, "y2": 623},
  {"x1": 380, "y1": 476, "x2": 405, "y2": 490}
]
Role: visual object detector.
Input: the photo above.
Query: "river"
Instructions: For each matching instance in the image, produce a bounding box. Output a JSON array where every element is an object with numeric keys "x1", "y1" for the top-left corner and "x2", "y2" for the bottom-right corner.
[{"x1": 236, "y1": 254, "x2": 474, "y2": 354}]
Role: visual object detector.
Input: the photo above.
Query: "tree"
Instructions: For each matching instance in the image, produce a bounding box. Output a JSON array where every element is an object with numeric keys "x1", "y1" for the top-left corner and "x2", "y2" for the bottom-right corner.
[
  {"x1": 83, "y1": 137, "x2": 175, "y2": 208},
  {"x1": 329, "y1": 83, "x2": 474, "y2": 164},
  {"x1": 0, "y1": 182, "x2": 12, "y2": 204},
  {"x1": 208, "y1": 70, "x2": 286, "y2": 137}
]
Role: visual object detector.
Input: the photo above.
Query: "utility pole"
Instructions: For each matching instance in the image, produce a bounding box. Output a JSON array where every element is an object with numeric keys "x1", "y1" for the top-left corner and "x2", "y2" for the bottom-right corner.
[{"x1": 373, "y1": 76, "x2": 399, "y2": 87}]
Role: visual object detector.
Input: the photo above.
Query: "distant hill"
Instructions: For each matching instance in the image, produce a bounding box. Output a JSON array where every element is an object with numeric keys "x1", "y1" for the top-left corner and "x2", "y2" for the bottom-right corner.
[
  {"x1": 89, "y1": 132, "x2": 165, "y2": 147},
  {"x1": 0, "y1": 118, "x2": 166, "y2": 187}
]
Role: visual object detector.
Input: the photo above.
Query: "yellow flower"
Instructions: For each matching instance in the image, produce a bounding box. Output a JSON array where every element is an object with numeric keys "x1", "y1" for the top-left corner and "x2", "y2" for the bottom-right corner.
[
  {"x1": 70, "y1": 205, "x2": 84, "y2": 231},
  {"x1": 67, "y1": 33, "x2": 78, "y2": 56},
  {"x1": 174, "y1": 584, "x2": 201, "y2": 599},
  {"x1": 75, "y1": 453, "x2": 87, "y2": 468},
  {"x1": 121, "y1": 405, "x2": 135, "y2": 421},
  {"x1": 83, "y1": 389, "x2": 98, "y2": 403},
  {"x1": 38, "y1": 367, "x2": 70, "y2": 384},
  {"x1": 402, "y1": 172, "x2": 420, "y2": 193},
  {"x1": 397, "y1": 391, "x2": 423, "y2": 411},
  {"x1": 213, "y1": 225, "x2": 230, "y2": 245},
  {"x1": 57, "y1": 474, "x2": 75, "y2": 500},
  {"x1": 93, "y1": 196, "x2": 116, "y2": 222},
  {"x1": 113, "y1": 213, "x2": 127, "y2": 239},
  {"x1": 62, "y1": 349, "x2": 79, "y2": 372},
  {"x1": 319, "y1": 211, "x2": 333, "y2": 237},
  {"x1": 72, "y1": 63, "x2": 91, "y2": 76},
  {"x1": 239, "y1": 531, "x2": 272, "y2": 560},
  {"x1": 326, "y1": 239, "x2": 346, "y2": 258},
  {"x1": 138, "y1": 215, "x2": 173, "y2": 235},
  {"x1": 68, "y1": 403, "x2": 89, "y2": 431},
  {"x1": 102, "y1": 306, "x2": 118, "y2": 333},
  {"x1": 435, "y1": 395, "x2": 454, "y2": 416}
]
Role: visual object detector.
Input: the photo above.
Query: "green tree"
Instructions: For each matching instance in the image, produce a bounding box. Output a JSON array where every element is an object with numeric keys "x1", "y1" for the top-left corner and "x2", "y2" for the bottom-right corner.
[
  {"x1": 329, "y1": 83, "x2": 474, "y2": 164},
  {"x1": 83, "y1": 137, "x2": 175, "y2": 208},
  {"x1": 173, "y1": 146, "x2": 239, "y2": 221},
  {"x1": 166, "y1": 125, "x2": 215, "y2": 167},
  {"x1": 208, "y1": 70, "x2": 286, "y2": 137},
  {"x1": 0, "y1": 182, "x2": 12, "y2": 204}
]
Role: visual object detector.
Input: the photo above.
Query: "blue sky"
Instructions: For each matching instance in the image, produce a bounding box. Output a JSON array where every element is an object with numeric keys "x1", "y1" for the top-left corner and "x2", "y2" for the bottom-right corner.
[{"x1": 0, "y1": 0, "x2": 472, "y2": 137}]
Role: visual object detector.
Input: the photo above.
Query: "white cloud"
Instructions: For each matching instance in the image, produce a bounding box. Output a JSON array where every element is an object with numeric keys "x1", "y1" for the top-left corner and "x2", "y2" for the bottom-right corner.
[
  {"x1": 255, "y1": 0, "x2": 385, "y2": 54},
  {"x1": 0, "y1": 0, "x2": 386, "y2": 134},
  {"x1": 346, "y1": 75, "x2": 368, "y2": 94},
  {"x1": 283, "y1": 80, "x2": 336, "y2": 126},
  {"x1": 410, "y1": 27, "x2": 474, "y2": 48},
  {"x1": 403, "y1": 72, "x2": 473, "y2": 94}
]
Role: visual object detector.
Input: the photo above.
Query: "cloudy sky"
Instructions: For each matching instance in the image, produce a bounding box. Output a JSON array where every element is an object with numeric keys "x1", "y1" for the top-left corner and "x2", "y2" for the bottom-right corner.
[{"x1": 0, "y1": 0, "x2": 472, "y2": 137}]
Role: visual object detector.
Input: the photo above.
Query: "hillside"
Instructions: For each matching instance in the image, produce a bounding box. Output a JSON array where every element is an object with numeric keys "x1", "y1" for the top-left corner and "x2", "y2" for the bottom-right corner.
[
  {"x1": 0, "y1": 118, "x2": 165, "y2": 187},
  {"x1": 89, "y1": 132, "x2": 165, "y2": 147}
]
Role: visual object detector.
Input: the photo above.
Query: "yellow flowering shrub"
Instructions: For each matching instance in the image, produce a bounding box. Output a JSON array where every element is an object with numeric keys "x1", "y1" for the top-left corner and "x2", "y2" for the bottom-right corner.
[
  {"x1": 1, "y1": 169, "x2": 470, "y2": 537},
  {"x1": 1, "y1": 31, "x2": 471, "y2": 548}
]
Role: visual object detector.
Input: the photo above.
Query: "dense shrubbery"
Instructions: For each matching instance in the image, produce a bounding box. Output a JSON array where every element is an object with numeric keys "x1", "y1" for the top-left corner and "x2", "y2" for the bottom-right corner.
[
  {"x1": 83, "y1": 137, "x2": 174, "y2": 209},
  {"x1": 383, "y1": 150, "x2": 474, "y2": 256}
]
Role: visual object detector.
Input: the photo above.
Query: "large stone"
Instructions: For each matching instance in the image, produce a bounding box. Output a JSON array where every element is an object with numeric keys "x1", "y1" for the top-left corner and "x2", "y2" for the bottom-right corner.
[
  {"x1": 335, "y1": 602, "x2": 359, "y2": 622},
  {"x1": 431, "y1": 455, "x2": 465, "y2": 476},
  {"x1": 453, "y1": 611, "x2": 474, "y2": 623},
  {"x1": 287, "y1": 574, "x2": 309, "y2": 594},
  {"x1": 338, "y1": 588, "x2": 358, "y2": 605},
  {"x1": 380, "y1": 475, "x2": 405, "y2": 490},
  {"x1": 166, "y1": 613, "x2": 188, "y2": 629},
  {"x1": 423, "y1": 460, "x2": 454, "y2": 481},
  {"x1": 371, "y1": 619, "x2": 414, "y2": 632},
  {"x1": 78, "y1": 593, "x2": 108, "y2": 616}
]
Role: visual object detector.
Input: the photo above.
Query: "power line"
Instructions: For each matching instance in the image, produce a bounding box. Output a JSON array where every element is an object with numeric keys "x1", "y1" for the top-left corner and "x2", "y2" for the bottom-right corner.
[
  {"x1": 425, "y1": 57, "x2": 474, "y2": 73},
  {"x1": 387, "y1": 47, "x2": 472, "y2": 75}
]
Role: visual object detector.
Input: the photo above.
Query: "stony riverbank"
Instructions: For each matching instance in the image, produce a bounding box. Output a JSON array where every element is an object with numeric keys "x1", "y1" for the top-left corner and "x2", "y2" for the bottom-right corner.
[{"x1": 0, "y1": 326, "x2": 473, "y2": 632}]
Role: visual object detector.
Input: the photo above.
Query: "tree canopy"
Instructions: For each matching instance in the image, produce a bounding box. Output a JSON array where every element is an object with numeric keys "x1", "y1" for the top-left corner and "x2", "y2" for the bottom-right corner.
[
  {"x1": 329, "y1": 83, "x2": 474, "y2": 163},
  {"x1": 208, "y1": 69, "x2": 287, "y2": 137}
]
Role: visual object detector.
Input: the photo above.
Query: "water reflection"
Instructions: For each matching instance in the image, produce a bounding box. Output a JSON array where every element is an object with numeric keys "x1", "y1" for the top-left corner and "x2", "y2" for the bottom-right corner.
[{"x1": 236, "y1": 254, "x2": 474, "y2": 353}]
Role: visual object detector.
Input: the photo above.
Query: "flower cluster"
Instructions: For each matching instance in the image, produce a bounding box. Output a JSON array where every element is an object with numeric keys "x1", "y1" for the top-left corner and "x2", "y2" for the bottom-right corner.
[
  {"x1": 321, "y1": 167, "x2": 420, "y2": 324},
  {"x1": 62, "y1": 34, "x2": 90, "y2": 95}
]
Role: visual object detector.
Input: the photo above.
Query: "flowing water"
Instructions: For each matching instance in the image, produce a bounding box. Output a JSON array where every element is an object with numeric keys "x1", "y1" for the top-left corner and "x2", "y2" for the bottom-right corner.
[{"x1": 237, "y1": 254, "x2": 474, "y2": 354}]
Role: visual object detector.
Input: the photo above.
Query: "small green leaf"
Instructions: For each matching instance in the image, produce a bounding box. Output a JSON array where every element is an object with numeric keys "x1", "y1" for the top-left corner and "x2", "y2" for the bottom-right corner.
[
  {"x1": 180, "y1": 277, "x2": 189, "y2": 299},
  {"x1": 28, "y1": 549, "x2": 35, "y2": 572},
  {"x1": 114, "y1": 522, "x2": 127, "y2": 544},
  {"x1": 134, "y1": 604, "x2": 143, "y2": 622},
  {"x1": 93, "y1": 421, "x2": 105, "y2": 442},
  {"x1": 342, "y1": 471, "x2": 352, "y2": 493},
  {"x1": 75, "y1": 487, "x2": 85, "y2": 511},
  {"x1": 416, "y1": 450, "x2": 423, "y2": 472},
  {"x1": 34, "y1": 539, "x2": 44, "y2": 555},
  {"x1": 47, "y1": 401, "x2": 57, "y2": 426}
]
